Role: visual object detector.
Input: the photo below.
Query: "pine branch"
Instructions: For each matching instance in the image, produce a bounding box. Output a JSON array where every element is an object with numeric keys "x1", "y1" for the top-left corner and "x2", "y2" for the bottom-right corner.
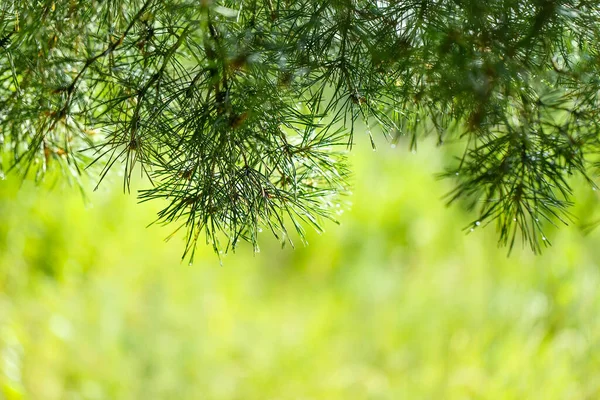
[{"x1": 2, "y1": 0, "x2": 600, "y2": 258}]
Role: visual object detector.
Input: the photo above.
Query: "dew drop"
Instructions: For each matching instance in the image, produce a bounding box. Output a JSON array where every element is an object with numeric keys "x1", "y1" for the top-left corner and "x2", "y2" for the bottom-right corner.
[
  {"x1": 593, "y1": 187, "x2": 597, "y2": 191},
  {"x1": 455, "y1": 172, "x2": 459, "y2": 176},
  {"x1": 390, "y1": 143, "x2": 397, "y2": 149},
  {"x1": 475, "y1": 221, "x2": 481, "y2": 226},
  {"x1": 258, "y1": 228, "x2": 263, "y2": 233},
  {"x1": 542, "y1": 236, "x2": 547, "y2": 241},
  {"x1": 470, "y1": 228, "x2": 474, "y2": 232},
  {"x1": 513, "y1": 218, "x2": 517, "y2": 222},
  {"x1": 411, "y1": 150, "x2": 417, "y2": 154}
]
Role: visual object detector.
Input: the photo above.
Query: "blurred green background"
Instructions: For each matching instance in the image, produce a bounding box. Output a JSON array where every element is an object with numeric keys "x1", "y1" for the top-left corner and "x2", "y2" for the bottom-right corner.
[{"x1": 1, "y1": 138, "x2": 600, "y2": 400}]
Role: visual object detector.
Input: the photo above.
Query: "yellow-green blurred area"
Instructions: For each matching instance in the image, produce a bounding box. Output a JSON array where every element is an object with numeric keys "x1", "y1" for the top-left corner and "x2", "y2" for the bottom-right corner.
[{"x1": 1, "y1": 139, "x2": 600, "y2": 400}]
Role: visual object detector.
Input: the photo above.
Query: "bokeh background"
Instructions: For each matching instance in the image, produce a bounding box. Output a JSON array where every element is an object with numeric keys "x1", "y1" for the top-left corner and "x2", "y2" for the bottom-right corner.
[{"x1": 1, "y1": 138, "x2": 600, "y2": 399}]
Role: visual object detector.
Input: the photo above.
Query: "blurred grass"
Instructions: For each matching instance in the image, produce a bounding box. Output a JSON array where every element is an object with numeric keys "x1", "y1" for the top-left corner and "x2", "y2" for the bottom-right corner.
[{"x1": 1, "y1": 138, "x2": 600, "y2": 399}]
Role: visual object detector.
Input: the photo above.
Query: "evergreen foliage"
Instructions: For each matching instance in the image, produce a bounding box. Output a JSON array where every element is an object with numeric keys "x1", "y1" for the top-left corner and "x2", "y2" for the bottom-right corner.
[{"x1": 2, "y1": 0, "x2": 600, "y2": 258}]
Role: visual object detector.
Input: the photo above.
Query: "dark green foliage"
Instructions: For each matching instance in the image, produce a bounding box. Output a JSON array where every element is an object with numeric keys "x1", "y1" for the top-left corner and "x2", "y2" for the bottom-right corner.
[{"x1": 2, "y1": 0, "x2": 600, "y2": 258}]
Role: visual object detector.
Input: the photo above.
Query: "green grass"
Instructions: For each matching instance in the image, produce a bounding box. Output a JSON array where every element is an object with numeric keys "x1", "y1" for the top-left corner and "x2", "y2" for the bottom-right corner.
[{"x1": 1, "y1": 139, "x2": 600, "y2": 399}]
